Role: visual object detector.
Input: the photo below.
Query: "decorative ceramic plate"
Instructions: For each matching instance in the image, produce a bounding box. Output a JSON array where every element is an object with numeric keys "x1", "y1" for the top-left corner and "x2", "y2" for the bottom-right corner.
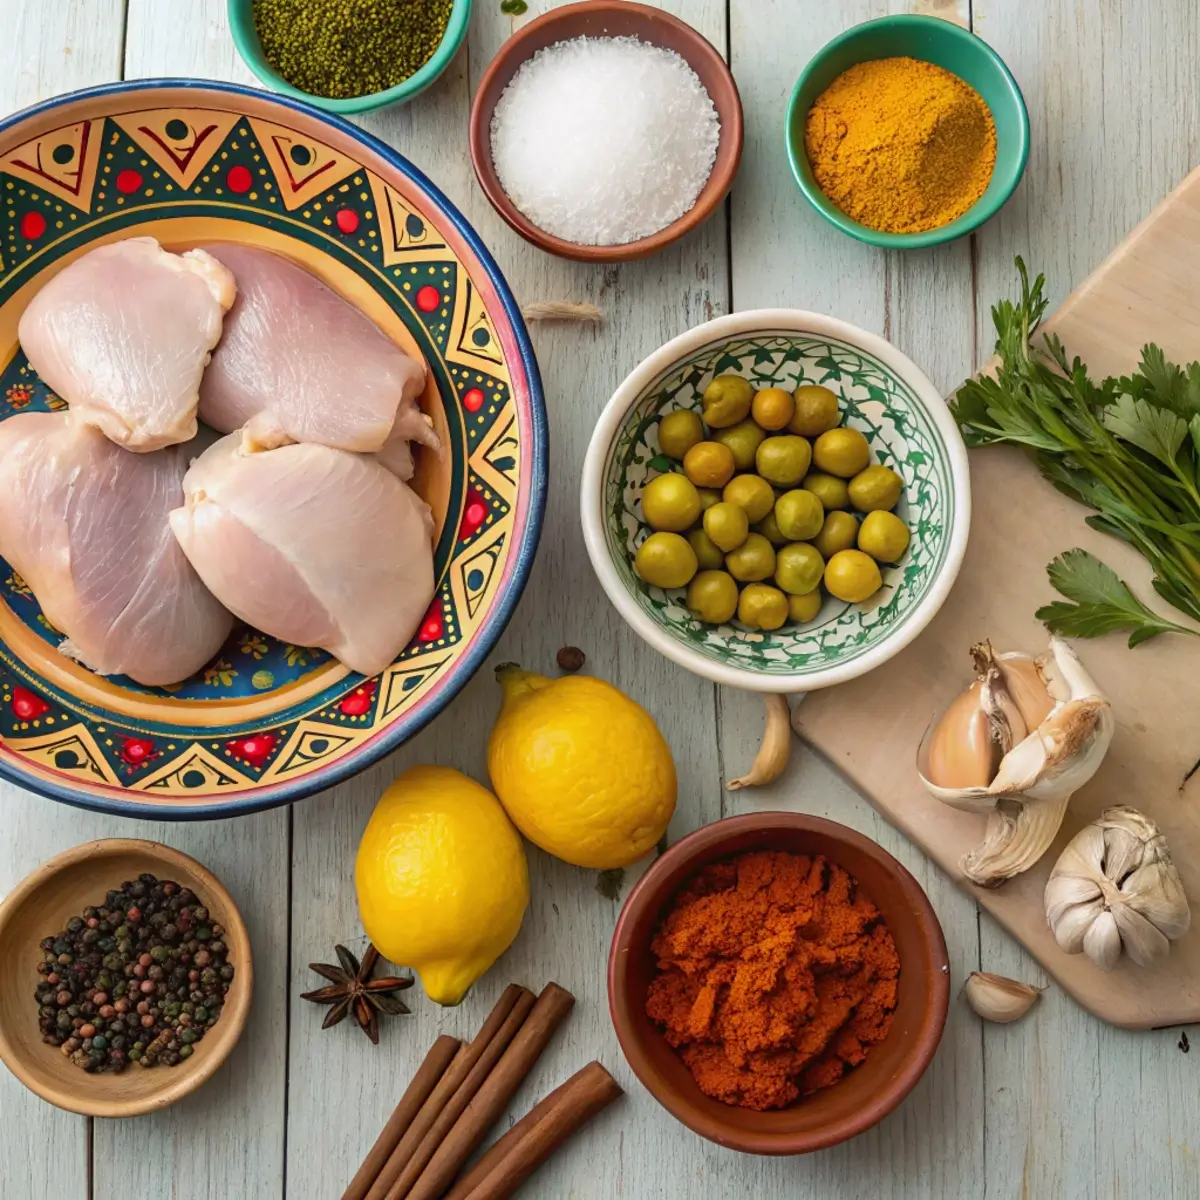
[
  {"x1": 0, "y1": 81, "x2": 546, "y2": 816},
  {"x1": 582, "y1": 311, "x2": 968, "y2": 692}
]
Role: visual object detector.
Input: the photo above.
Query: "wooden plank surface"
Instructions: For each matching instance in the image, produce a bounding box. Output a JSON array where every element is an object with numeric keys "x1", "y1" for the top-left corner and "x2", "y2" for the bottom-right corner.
[{"x1": 0, "y1": 0, "x2": 1197, "y2": 1197}]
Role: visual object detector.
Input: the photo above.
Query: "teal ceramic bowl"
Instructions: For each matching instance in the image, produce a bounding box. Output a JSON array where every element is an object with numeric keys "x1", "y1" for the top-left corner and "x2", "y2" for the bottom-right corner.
[
  {"x1": 785, "y1": 15, "x2": 1029, "y2": 249},
  {"x1": 228, "y1": 0, "x2": 472, "y2": 115},
  {"x1": 580, "y1": 311, "x2": 971, "y2": 694}
]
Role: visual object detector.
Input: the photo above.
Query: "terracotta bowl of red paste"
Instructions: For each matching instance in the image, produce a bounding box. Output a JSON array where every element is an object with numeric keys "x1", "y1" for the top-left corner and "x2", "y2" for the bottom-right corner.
[{"x1": 608, "y1": 812, "x2": 949, "y2": 1155}]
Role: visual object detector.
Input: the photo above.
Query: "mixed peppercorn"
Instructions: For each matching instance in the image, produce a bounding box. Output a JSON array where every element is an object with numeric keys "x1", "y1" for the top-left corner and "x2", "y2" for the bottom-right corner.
[{"x1": 34, "y1": 873, "x2": 234, "y2": 1073}]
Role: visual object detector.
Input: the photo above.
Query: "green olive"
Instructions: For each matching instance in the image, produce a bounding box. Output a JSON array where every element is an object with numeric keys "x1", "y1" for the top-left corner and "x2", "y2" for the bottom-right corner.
[
  {"x1": 774, "y1": 489, "x2": 824, "y2": 541},
  {"x1": 641, "y1": 473, "x2": 701, "y2": 532},
  {"x1": 697, "y1": 487, "x2": 723, "y2": 513},
  {"x1": 687, "y1": 528, "x2": 726, "y2": 571},
  {"x1": 750, "y1": 387, "x2": 795, "y2": 431},
  {"x1": 635, "y1": 532, "x2": 698, "y2": 589},
  {"x1": 848, "y1": 464, "x2": 903, "y2": 512},
  {"x1": 813, "y1": 510, "x2": 859, "y2": 559},
  {"x1": 858, "y1": 510, "x2": 911, "y2": 563},
  {"x1": 802, "y1": 472, "x2": 850, "y2": 511},
  {"x1": 725, "y1": 532, "x2": 776, "y2": 582},
  {"x1": 737, "y1": 584, "x2": 789, "y2": 630},
  {"x1": 774, "y1": 542, "x2": 825, "y2": 595},
  {"x1": 824, "y1": 549, "x2": 882, "y2": 603},
  {"x1": 657, "y1": 409, "x2": 704, "y2": 460},
  {"x1": 788, "y1": 589, "x2": 823, "y2": 624},
  {"x1": 722, "y1": 474, "x2": 775, "y2": 524},
  {"x1": 703, "y1": 502, "x2": 750, "y2": 553},
  {"x1": 789, "y1": 384, "x2": 841, "y2": 437},
  {"x1": 755, "y1": 510, "x2": 787, "y2": 545},
  {"x1": 686, "y1": 570, "x2": 739, "y2": 624},
  {"x1": 682, "y1": 441, "x2": 736, "y2": 489},
  {"x1": 812, "y1": 426, "x2": 871, "y2": 478},
  {"x1": 755, "y1": 435, "x2": 813, "y2": 487},
  {"x1": 702, "y1": 374, "x2": 754, "y2": 428},
  {"x1": 712, "y1": 419, "x2": 765, "y2": 471}
]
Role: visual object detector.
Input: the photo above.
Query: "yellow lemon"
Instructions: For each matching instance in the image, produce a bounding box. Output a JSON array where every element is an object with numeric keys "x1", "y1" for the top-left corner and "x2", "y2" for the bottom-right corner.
[
  {"x1": 355, "y1": 765, "x2": 529, "y2": 1006},
  {"x1": 487, "y1": 664, "x2": 677, "y2": 869}
]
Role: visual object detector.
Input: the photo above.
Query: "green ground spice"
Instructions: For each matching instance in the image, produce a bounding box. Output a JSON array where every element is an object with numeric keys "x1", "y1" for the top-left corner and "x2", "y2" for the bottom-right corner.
[{"x1": 254, "y1": 0, "x2": 454, "y2": 99}]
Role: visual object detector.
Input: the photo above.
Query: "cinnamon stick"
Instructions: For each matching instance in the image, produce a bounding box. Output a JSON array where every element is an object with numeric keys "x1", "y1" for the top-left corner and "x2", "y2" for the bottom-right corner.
[
  {"x1": 404, "y1": 983, "x2": 576, "y2": 1200},
  {"x1": 342, "y1": 1035, "x2": 461, "y2": 1200},
  {"x1": 382, "y1": 986, "x2": 539, "y2": 1199},
  {"x1": 445, "y1": 1061, "x2": 623, "y2": 1200},
  {"x1": 365, "y1": 984, "x2": 531, "y2": 1200}
]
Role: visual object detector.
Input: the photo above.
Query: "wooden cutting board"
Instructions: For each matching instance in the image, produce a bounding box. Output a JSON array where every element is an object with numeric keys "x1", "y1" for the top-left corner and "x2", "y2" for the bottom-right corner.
[{"x1": 797, "y1": 166, "x2": 1200, "y2": 1029}]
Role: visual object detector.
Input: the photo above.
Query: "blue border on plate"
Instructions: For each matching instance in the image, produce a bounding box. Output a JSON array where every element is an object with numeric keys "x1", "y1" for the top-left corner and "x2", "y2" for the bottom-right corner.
[{"x1": 0, "y1": 78, "x2": 548, "y2": 821}]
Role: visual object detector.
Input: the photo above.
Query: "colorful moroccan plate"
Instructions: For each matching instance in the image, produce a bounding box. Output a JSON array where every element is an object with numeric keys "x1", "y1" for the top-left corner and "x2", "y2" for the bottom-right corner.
[
  {"x1": 0, "y1": 81, "x2": 546, "y2": 817},
  {"x1": 581, "y1": 311, "x2": 969, "y2": 693}
]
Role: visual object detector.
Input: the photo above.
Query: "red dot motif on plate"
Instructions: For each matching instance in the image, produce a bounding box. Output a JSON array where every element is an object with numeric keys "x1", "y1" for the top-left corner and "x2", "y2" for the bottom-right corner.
[
  {"x1": 115, "y1": 169, "x2": 142, "y2": 194},
  {"x1": 225, "y1": 732, "x2": 277, "y2": 768},
  {"x1": 226, "y1": 165, "x2": 252, "y2": 194},
  {"x1": 463, "y1": 388, "x2": 484, "y2": 413},
  {"x1": 120, "y1": 736, "x2": 157, "y2": 767},
  {"x1": 335, "y1": 208, "x2": 359, "y2": 234},
  {"x1": 459, "y1": 490, "x2": 488, "y2": 540},
  {"x1": 418, "y1": 602, "x2": 444, "y2": 643},
  {"x1": 19, "y1": 212, "x2": 46, "y2": 240},
  {"x1": 11, "y1": 685, "x2": 49, "y2": 720},
  {"x1": 415, "y1": 285, "x2": 440, "y2": 313},
  {"x1": 339, "y1": 679, "x2": 377, "y2": 716}
]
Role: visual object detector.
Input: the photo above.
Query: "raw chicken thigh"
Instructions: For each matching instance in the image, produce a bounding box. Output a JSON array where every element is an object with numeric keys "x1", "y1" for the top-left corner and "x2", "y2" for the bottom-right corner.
[
  {"x1": 18, "y1": 238, "x2": 235, "y2": 452},
  {"x1": 0, "y1": 413, "x2": 233, "y2": 686},
  {"x1": 196, "y1": 245, "x2": 434, "y2": 469},
  {"x1": 169, "y1": 435, "x2": 435, "y2": 677}
]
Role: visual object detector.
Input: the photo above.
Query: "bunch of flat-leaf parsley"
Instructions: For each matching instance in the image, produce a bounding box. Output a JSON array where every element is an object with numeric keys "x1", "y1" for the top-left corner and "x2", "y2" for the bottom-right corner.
[{"x1": 951, "y1": 258, "x2": 1200, "y2": 646}]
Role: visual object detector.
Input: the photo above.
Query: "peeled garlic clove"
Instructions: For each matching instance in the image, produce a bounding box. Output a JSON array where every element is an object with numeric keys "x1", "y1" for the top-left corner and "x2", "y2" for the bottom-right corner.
[
  {"x1": 963, "y1": 971, "x2": 1042, "y2": 1023},
  {"x1": 1082, "y1": 909, "x2": 1123, "y2": 971},
  {"x1": 727, "y1": 694, "x2": 792, "y2": 791},
  {"x1": 923, "y1": 680, "x2": 998, "y2": 790}
]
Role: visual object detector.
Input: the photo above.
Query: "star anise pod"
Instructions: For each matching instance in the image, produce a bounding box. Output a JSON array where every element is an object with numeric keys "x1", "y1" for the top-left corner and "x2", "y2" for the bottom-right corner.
[{"x1": 300, "y1": 943, "x2": 413, "y2": 1044}]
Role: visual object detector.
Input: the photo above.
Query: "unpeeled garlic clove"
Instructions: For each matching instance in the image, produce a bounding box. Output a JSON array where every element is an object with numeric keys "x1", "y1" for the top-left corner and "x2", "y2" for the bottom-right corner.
[
  {"x1": 727, "y1": 694, "x2": 792, "y2": 791},
  {"x1": 919, "y1": 638, "x2": 1113, "y2": 887},
  {"x1": 993, "y1": 651, "x2": 1055, "y2": 730},
  {"x1": 963, "y1": 971, "x2": 1042, "y2": 1023},
  {"x1": 923, "y1": 680, "x2": 997, "y2": 790}
]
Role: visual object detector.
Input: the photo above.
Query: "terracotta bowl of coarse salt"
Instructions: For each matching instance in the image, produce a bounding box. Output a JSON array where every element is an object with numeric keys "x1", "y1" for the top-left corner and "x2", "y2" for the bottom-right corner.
[{"x1": 469, "y1": 0, "x2": 743, "y2": 262}]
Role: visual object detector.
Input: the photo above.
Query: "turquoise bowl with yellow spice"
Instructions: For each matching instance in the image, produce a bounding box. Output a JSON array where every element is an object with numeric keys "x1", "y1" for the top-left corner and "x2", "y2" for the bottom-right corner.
[
  {"x1": 785, "y1": 15, "x2": 1029, "y2": 249},
  {"x1": 228, "y1": 0, "x2": 472, "y2": 115}
]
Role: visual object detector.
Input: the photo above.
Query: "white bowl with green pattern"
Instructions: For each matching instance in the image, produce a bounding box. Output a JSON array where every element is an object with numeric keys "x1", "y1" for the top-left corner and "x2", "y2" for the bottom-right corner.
[{"x1": 581, "y1": 311, "x2": 971, "y2": 692}]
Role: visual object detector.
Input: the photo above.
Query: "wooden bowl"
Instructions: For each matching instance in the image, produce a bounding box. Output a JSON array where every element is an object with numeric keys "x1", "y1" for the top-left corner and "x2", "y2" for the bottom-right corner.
[
  {"x1": 608, "y1": 813, "x2": 949, "y2": 1154},
  {"x1": 0, "y1": 839, "x2": 252, "y2": 1117},
  {"x1": 469, "y1": 0, "x2": 744, "y2": 262}
]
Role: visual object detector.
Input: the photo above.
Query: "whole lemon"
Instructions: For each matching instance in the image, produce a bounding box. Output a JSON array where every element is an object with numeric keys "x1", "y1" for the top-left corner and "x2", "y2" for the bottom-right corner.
[
  {"x1": 355, "y1": 765, "x2": 529, "y2": 1006},
  {"x1": 487, "y1": 664, "x2": 677, "y2": 869}
]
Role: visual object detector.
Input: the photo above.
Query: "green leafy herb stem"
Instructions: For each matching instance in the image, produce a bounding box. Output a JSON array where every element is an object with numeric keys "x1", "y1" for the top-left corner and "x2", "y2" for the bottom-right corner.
[{"x1": 953, "y1": 259, "x2": 1200, "y2": 635}]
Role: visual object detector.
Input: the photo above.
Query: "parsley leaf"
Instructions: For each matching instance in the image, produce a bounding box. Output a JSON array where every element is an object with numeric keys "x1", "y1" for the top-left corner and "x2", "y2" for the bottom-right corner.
[
  {"x1": 500, "y1": 0, "x2": 528, "y2": 13},
  {"x1": 1036, "y1": 549, "x2": 1199, "y2": 647},
  {"x1": 1102, "y1": 393, "x2": 1188, "y2": 467}
]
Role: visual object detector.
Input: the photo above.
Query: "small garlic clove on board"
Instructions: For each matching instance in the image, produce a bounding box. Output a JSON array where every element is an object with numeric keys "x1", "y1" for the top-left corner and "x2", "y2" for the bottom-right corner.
[
  {"x1": 963, "y1": 971, "x2": 1042, "y2": 1023},
  {"x1": 918, "y1": 639, "x2": 1114, "y2": 888},
  {"x1": 1045, "y1": 805, "x2": 1191, "y2": 971}
]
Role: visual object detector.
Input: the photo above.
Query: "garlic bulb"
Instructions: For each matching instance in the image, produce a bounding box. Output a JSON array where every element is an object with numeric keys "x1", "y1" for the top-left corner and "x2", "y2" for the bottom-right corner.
[
  {"x1": 1045, "y1": 806, "x2": 1191, "y2": 970},
  {"x1": 963, "y1": 971, "x2": 1042, "y2": 1023},
  {"x1": 918, "y1": 639, "x2": 1114, "y2": 888}
]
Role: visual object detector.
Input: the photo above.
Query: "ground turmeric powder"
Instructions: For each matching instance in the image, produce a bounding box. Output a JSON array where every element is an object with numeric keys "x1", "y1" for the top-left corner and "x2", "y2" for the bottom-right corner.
[
  {"x1": 805, "y1": 56, "x2": 996, "y2": 234},
  {"x1": 645, "y1": 850, "x2": 898, "y2": 1110}
]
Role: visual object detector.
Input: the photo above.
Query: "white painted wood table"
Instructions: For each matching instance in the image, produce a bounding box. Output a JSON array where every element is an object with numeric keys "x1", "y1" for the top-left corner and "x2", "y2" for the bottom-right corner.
[{"x1": 2, "y1": 1, "x2": 1198, "y2": 1196}]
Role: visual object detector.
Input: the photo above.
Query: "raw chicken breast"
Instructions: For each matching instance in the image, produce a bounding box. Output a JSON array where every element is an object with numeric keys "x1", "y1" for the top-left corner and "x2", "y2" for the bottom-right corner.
[
  {"x1": 169, "y1": 435, "x2": 435, "y2": 677},
  {"x1": 196, "y1": 245, "x2": 435, "y2": 463},
  {"x1": 18, "y1": 237, "x2": 236, "y2": 452},
  {"x1": 0, "y1": 413, "x2": 233, "y2": 686}
]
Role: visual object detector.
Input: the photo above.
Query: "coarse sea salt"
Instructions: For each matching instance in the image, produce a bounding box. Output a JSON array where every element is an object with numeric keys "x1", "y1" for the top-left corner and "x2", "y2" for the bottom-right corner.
[{"x1": 490, "y1": 35, "x2": 721, "y2": 247}]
